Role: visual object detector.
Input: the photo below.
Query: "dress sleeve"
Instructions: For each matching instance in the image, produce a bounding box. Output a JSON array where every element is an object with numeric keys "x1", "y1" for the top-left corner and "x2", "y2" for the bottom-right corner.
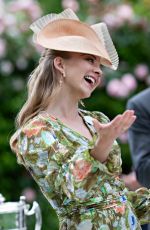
[
  {"x1": 17, "y1": 118, "x2": 66, "y2": 199},
  {"x1": 126, "y1": 187, "x2": 150, "y2": 225},
  {"x1": 91, "y1": 111, "x2": 122, "y2": 175}
]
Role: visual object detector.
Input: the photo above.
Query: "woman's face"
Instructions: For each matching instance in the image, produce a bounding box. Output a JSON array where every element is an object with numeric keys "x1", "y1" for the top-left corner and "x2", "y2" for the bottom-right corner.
[{"x1": 61, "y1": 52, "x2": 103, "y2": 99}]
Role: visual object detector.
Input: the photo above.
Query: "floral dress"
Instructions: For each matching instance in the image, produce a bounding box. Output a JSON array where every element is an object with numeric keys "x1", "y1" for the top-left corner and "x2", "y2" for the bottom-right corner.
[{"x1": 16, "y1": 109, "x2": 150, "y2": 230}]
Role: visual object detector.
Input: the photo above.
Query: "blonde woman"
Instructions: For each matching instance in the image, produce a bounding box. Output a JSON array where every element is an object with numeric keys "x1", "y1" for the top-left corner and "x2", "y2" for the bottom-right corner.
[{"x1": 10, "y1": 9, "x2": 150, "y2": 230}]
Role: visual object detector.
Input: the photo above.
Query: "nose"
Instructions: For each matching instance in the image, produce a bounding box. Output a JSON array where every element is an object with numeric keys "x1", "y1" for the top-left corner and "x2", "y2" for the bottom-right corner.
[{"x1": 94, "y1": 65, "x2": 103, "y2": 78}]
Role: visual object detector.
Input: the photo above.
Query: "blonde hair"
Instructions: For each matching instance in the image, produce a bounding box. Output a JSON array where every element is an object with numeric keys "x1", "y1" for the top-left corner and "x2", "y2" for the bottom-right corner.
[{"x1": 10, "y1": 48, "x2": 70, "y2": 152}]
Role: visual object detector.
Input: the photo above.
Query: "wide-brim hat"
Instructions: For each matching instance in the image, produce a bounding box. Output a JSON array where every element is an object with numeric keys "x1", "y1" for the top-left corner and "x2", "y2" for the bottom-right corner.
[{"x1": 30, "y1": 8, "x2": 119, "y2": 70}]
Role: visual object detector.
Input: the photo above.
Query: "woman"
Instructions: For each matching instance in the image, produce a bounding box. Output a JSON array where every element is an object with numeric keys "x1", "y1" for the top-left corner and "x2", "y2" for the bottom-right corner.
[{"x1": 10, "y1": 8, "x2": 150, "y2": 230}]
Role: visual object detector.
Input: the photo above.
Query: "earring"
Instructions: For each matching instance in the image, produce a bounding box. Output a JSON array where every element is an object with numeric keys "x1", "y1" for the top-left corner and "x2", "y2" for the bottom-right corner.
[
  {"x1": 59, "y1": 72, "x2": 66, "y2": 87},
  {"x1": 59, "y1": 76, "x2": 63, "y2": 87},
  {"x1": 62, "y1": 71, "x2": 66, "y2": 78}
]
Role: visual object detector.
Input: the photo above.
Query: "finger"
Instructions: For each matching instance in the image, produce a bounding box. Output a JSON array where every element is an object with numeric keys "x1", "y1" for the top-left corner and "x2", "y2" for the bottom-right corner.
[
  {"x1": 110, "y1": 111, "x2": 135, "y2": 135},
  {"x1": 123, "y1": 109, "x2": 135, "y2": 116},
  {"x1": 110, "y1": 114, "x2": 123, "y2": 129},
  {"x1": 119, "y1": 111, "x2": 132, "y2": 125},
  {"x1": 122, "y1": 110, "x2": 135, "y2": 122},
  {"x1": 121, "y1": 110, "x2": 136, "y2": 126},
  {"x1": 105, "y1": 110, "x2": 134, "y2": 129},
  {"x1": 120, "y1": 115, "x2": 136, "y2": 133},
  {"x1": 114, "y1": 110, "x2": 135, "y2": 132},
  {"x1": 93, "y1": 119, "x2": 102, "y2": 133},
  {"x1": 122, "y1": 115, "x2": 136, "y2": 132}
]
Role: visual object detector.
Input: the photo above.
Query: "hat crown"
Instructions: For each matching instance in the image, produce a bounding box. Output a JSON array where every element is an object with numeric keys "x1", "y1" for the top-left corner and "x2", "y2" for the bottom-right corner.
[
  {"x1": 39, "y1": 19, "x2": 101, "y2": 44},
  {"x1": 30, "y1": 8, "x2": 79, "y2": 34}
]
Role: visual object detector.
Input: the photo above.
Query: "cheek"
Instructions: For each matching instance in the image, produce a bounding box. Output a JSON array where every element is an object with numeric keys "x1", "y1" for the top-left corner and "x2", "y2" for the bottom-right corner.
[
  {"x1": 97, "y1": 77, "x2": 102, "y2": 86},
  {"x1": 65, "y1": 64, "x2": 80, "y2": 76},
  {"x1": 65, "y1": 61, "x2": 89, "y2": 79}
]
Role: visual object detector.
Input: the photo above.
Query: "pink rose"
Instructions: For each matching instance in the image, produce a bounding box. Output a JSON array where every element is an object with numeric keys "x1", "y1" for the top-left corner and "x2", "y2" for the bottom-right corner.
[
  {"x1": 107, "y1": 79, "x2": 130, "y2": 98},
  {"x1": 121, "y1": 73, "x2": 137, "y2": 91},
  {"x1": 116, "y1": 4, "x2": 134, "y2": 21},
  {"x1": 134, "y1": 64, "x2": 149, "y2": 80},
  {"x1": 62, "y1": 0, "x2": 79, "y2": 12}
]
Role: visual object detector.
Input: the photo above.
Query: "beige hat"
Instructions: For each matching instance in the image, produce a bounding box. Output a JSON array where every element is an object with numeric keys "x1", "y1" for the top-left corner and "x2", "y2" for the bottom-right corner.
[{"x1": 30, "y1": 8, "x2": 119, "y2": 70}]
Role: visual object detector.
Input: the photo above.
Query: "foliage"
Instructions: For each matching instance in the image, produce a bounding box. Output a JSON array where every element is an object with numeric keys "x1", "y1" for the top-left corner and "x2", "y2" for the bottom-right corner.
[{"x1": 0, "y1": 0, "x2": 150, "y2": 229}]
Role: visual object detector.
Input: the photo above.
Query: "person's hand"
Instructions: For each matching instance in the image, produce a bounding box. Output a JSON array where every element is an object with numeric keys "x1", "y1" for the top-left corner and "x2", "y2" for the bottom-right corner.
[
  {"x1": 90, "y1": 110, "x2": 136, "y2": 162},
  {"x1": 121, "y1": 171, "x2": 142, "y2": 191}
]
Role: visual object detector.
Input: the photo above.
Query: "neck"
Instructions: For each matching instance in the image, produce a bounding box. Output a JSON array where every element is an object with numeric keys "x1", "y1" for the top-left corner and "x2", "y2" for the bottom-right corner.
[{"x1": 46, "y1": 88, "x2": 81, "y2": 120}]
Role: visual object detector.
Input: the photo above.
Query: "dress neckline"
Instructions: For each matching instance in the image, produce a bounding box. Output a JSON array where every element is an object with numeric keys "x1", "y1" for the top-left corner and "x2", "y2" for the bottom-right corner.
[{"x1": 39, "y1": 110, "x2": 95, "y2": 143}]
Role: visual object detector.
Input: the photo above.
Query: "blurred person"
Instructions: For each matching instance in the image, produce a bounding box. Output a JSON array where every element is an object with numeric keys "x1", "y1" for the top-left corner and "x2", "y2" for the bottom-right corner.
[
  {"x1": 121, "y1": 172, "x2": 149, "y2": 229},
  {"x1": 10, "y1": 8, "x2": 150, "y2": 229},
  {"x1": 127, "y1": 88, "x2": 150, "y2": 189},
  {"x1": 121, "y1": 171, "x2": 142, "y2": 191},
  {"x1": 126, "y1": 88, "x2": 150, "y2": 230}
]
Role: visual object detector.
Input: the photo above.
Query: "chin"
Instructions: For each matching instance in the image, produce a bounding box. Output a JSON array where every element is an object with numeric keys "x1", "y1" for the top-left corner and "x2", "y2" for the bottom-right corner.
[
  {"x1": 77, "y1": 87, "x2": 94, "y2": 99},
  {"x1": 80, "y1": 92, "x2": 92, "y2": 99}
]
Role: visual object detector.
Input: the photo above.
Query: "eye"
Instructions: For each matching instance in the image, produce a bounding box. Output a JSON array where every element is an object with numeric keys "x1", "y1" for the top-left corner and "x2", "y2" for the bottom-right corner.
[{"x1": 86, "y1": 57, "x2": 95, "y2": 64}]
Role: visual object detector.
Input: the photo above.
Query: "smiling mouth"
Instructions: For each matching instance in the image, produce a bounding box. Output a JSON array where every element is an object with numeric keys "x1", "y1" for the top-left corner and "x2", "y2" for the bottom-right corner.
[{"x1": 84, "y1": 75, "x2": 96, "y2": 86}]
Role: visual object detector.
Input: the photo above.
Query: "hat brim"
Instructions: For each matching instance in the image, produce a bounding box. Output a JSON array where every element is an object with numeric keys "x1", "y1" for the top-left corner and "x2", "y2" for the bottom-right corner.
[{"x1": 37, "y1": 35, "x2": 112, "y2": 68}]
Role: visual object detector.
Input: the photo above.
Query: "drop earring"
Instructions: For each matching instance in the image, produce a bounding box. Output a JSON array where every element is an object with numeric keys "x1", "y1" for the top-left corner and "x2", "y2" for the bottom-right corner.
[
  {"x1": 59, "y1": 72, "x2": 66, "y2": 87},
  {"x1": 62, "y1": 71, "x2": 66, "y2": 78},
  {"x1": 59, "y1": 77, "x2": 63, "y2": 87}
]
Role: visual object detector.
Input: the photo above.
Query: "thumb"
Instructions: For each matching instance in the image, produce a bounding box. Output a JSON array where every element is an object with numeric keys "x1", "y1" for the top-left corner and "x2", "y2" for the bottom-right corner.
[{"x1": 92, "y1": 119, "x2": 103, "y2": 133}]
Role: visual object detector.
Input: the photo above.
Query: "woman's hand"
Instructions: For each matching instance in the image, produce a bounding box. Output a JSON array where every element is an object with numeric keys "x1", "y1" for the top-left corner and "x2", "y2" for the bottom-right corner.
[{"x1": 90, "y1": 110, "x2": 136, "y2": 163}]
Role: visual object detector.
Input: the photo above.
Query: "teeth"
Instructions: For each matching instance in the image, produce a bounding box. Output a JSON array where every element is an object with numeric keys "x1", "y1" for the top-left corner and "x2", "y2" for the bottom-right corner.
[{"x1": 84, "y1": 75, "x2": 95, "y2": 84}]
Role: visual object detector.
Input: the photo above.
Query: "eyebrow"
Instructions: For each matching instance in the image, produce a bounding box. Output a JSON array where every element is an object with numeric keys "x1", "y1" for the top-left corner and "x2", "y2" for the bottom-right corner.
[{"x1": 80, "y1": 53, "x2": 97, "y2": 60}]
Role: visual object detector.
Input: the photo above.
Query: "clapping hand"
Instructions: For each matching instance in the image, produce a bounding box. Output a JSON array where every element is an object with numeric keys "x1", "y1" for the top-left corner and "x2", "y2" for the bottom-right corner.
[{"x1": 91, "y1": 110, "x2": 136, "y2": 163}]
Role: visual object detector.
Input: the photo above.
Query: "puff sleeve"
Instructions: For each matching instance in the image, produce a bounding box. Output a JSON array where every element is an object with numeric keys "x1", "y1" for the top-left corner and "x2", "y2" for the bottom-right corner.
[{"x1": 17, "y1": 118, "x2": 65, "y2": 200}]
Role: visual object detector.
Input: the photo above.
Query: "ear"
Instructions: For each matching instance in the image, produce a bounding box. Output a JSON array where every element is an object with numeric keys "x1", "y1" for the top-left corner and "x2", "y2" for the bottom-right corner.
[{"x1": 53, "y1": 57, "x2": 65, "y2": 75}]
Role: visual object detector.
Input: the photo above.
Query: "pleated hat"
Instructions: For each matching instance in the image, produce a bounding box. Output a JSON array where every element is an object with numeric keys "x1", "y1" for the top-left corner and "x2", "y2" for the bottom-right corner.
[{"x1": 30, "y1": 8, "x2": 119, "y2": 70}]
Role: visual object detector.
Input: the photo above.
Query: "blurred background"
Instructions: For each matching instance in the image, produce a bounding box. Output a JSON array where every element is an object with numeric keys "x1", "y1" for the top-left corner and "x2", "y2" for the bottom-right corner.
[{"x1": 0, "y1": 0, "x2": 150, "y2": 229}]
